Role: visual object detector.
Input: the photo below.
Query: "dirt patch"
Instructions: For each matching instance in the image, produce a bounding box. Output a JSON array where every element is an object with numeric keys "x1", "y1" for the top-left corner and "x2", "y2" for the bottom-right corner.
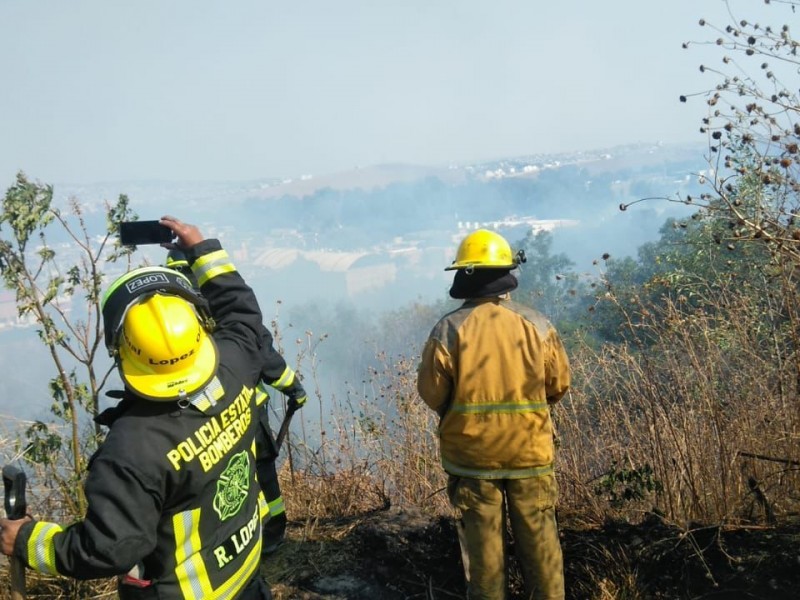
[
  {"x1": 264, "y1": 508, "x2": 800, "y2": 599},
  {"x1": 265, "y1": 507, "x2": 462, "y2": 599},
  {"x1": 563, "y1": 514, "x2": 800, "y2": 599}
]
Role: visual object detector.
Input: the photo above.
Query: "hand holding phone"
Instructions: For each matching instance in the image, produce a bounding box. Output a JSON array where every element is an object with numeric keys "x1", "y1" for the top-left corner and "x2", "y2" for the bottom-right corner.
[
  {"x1": 119, "y1": 221, "x2": 174, "y2": 246},
  {"x1": 159, "y1": 216, "x2": 204, "y2": 249}
]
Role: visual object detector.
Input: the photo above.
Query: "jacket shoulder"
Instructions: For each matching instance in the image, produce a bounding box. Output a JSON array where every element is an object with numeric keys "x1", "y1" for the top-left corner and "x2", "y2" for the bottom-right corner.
[
  {"x1": 428, "y1": 304, "x2": 474, "y2": 342},
  {"x1": 504, "y1": 300, "x2": 555, "y2": 335}
]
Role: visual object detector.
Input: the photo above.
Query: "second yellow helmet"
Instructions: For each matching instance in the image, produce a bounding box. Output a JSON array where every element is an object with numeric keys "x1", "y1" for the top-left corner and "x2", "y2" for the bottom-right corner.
[{"x1": 446, "y1": 229, "x2": 517, "y2": 271}]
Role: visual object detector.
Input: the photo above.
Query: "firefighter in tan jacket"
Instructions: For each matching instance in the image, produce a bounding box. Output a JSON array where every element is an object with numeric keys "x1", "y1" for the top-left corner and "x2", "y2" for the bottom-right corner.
[{"x1": 417, "y1": 229, "x2": 570, "y2": 600}]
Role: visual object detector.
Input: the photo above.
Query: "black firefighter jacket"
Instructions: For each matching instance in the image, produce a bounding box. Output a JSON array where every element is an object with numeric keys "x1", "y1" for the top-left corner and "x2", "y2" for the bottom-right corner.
[{"x1": 13, "y1": 239, "x2": 271, "y2": 599}]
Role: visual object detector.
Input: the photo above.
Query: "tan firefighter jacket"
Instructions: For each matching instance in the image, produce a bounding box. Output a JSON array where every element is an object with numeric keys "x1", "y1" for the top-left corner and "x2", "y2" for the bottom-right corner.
[{"x1": 417, "y1": 296, "x2": 570, "y2": 479}]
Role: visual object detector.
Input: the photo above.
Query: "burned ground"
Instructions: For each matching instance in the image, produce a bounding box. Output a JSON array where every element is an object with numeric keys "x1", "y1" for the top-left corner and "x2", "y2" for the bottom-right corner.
[
  {"x1": 1, "y1": 507, "x2": 797, "y2": 599},
  {"x1": 264, "y1": 508, "x2": 800, "y2": 600}
]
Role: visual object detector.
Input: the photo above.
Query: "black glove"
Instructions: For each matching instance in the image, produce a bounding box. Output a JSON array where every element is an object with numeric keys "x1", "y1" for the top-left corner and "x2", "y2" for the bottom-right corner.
[{"x1": 286, "y1": 384, "x2": 307, "y2": 411}]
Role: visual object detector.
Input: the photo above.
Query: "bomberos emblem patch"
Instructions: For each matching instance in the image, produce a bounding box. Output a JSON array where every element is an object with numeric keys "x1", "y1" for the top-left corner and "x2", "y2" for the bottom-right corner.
[{"x1": 213, "y1": 451, "x2": 250, "y2": 521}]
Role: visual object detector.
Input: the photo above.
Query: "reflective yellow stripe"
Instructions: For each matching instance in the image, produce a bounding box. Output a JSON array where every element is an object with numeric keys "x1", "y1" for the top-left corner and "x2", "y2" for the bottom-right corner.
[
  {"x1": 441, "y1": 457, "x2": 554, "y2": 480},
  {"x1": 259, "y1": 491, "x2": 270, "y2": 521},
  {"x1": 255, "y1": 382, "x2": 270, "y2": 407},
  {"x1": 173, "y1": 507, "x2": 261, "y2": 600},
  {"x1": 174, "y1": 509, "x2": 208, "y2": 600},
  {"x1": 267, "y1": 496, "x2": 285, "y2": 517},
  {"x1": 270, "y1": 366, "x2": 295, "y2": 390},
  {"x1": 26, "y1": 522, "x2": 63, "y2": 575},
  {"x1": 212, "y1": 537, "x2": 261, "y2": 599},
  {"x1": 192, "y1": 250, "x2": 236, "y2": 287},
  {"x1": 167, "y1": 258, "x2": 190, "y2": 269},
  {"x1": 450, "y1": 401, "x2": 549, "y2": 415}
]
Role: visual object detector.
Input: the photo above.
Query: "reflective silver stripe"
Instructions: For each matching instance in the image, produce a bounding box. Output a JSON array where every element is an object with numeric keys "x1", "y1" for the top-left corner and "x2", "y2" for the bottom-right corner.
[
  {"x1": 189, "y1": 377, "x2": 224, "y2": 412},
  {"x1": 270, "y1": 366, "x2": 295, "y2": 390},
  {"x1": 173, "y1": 504, "x2": 263, "y2": 599},
  {"x1": 174, "y1": 509, "x2": 206, "y2": 600},
  {"x1": 450, "y1": 401, "x2": 549, "y2": 415},
  {"x1": 27, "y1": 521, "x2": 63, "y2": 575},
  {"x1": 192, "y1": 250, "x2": 235, "y2": 286},
  {"x1": 441, "y1": 457, "x2": 554, "y2": 480}
]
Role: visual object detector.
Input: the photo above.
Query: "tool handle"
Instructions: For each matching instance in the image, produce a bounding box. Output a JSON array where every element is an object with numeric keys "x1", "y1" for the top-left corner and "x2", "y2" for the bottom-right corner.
[
  {"x1": 9, "y1": 557, "x2": 25, "y2": 600},
  {"x1": 3, "y1": 466, "x2": 27, "y2": 520},
  {"x1": 3, "y1": 465, "x2": 28, "y2": 600},
  {"x1": 274, "y1": 405, "x2": 299, "y2": 453}
]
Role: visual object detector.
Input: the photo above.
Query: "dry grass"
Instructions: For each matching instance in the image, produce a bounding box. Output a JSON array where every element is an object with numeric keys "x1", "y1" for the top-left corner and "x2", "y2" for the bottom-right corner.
[
  {"x1": 556, "y1": 278, "x2": 800, "y2": 527},
  {"x1": 278, "y1": 279, "x2": 799, "y2": 530},
  {"x1": 0, "y1": 417, "x2": 118, "y2": 600},
  {"x1": 3, "y1": 268, "x2": 800, "y2": 598},
  {"x1": 569, "y1": 543, "x2": 643, "y2": 600},
  {"x1": 280, "y1": 352, "x2": 451, "y2": 521}
]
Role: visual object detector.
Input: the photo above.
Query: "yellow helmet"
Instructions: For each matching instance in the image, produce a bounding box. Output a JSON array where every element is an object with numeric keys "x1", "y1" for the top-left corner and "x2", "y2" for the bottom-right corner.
[
  {"x1": 101, "y1": 266, "x2": 217, "y2": 401},
  {"x1": 446, "y1": 229, "x2": 518, "y2": 271},
  {"x1": 118, "y1": 293, "x2": 218, "y2": 401}
]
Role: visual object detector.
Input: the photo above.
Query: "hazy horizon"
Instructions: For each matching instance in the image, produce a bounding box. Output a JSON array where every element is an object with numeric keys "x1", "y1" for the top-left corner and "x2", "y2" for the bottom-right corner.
[{"x1": 0, "y1": 0, "x2": 782, "y2": 186}]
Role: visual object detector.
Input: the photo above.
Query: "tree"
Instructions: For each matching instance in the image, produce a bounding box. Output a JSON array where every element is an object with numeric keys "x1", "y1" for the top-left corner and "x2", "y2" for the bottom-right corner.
[
  {"x1": 677, "y1": 0, "x2": 800, "y2": 386},
  {"x1": 679, "y1": 0, "x2": 800, "y2": 265},
  {"x1": 571, "y1": 3, "x2": 800, "y2": 525},
  {"x1": 0, "y1": 172, "x2": 135, "y2": 514},
  {"x1": 612, "y1": 0, "x2": 800, "y2": 358},
  {"x1": 513, "y1": 229, "x2": 587, "y2": 327}
]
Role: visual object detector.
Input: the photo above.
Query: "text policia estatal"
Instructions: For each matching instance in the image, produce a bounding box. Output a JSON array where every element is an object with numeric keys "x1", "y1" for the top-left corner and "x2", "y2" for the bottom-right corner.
[{"x1": 165, "y1": 387, "x2": 253, "y2": 472}]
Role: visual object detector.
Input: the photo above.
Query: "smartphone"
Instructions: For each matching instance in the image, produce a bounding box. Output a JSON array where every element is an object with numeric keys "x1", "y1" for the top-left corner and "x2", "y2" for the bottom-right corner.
[{"x1": 119, "y1": 221, "x2": 174, "y2": 246}]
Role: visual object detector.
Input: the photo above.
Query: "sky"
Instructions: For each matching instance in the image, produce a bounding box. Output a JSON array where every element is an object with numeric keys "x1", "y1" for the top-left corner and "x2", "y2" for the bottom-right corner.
[{"x1": 0, "y1": 0, "x2": 784, "y2": 185}]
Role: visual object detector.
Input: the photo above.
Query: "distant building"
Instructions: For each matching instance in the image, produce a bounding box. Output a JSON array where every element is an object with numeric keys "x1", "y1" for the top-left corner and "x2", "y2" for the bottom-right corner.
[{"x1": 456, "y1": 216, "x2": 579, "y2": 237}]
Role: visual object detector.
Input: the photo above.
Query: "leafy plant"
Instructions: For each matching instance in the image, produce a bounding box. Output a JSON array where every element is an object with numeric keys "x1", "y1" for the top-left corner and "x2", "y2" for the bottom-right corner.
[
  {"x1": 594, "y1": 461, "x2": 664, "y2": 509},
  {"x1": 0, "y1": 172, "x2": 135, "y2": 515}
]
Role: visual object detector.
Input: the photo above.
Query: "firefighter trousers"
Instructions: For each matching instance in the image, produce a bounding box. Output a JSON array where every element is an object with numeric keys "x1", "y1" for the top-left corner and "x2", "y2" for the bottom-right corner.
[{"x1": 447, "y1": 474, "x2": 564, "y2": 600}]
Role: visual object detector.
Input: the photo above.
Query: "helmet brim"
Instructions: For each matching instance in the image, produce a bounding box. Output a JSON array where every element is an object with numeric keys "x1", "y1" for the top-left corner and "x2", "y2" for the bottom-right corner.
[
  {"x1": 445, "y1": 262, "x2": 516, "y2": 271},
  {"x1": 119, "y1": 333, "x2": 219, "y2": 401}
]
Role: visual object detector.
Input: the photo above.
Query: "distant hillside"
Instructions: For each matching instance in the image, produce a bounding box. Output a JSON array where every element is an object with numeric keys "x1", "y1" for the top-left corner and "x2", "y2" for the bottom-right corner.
[
  {"x1": 246, "y1": 141, "x2": 708, "y2": 199},
  {"x1": 251, "y1": 163, "x2": 469, "y2": 200},
  {"x1": 234, "y1": 141, "x2": 706, "y2": 244},
  {"x1": 51, "y1": 140, "x2": 707, "y2": 211},
  {"x1": 43, "y1": 140, "x2": 710, "y2": 306}
]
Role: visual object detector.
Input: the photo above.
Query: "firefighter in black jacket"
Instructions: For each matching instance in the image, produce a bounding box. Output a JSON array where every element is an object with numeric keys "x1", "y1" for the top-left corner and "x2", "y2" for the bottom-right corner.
[
  {"x1": 165, "y1": 249, "x2": 307, "y2": 554},
  {"x1": 0, "y1": 216, "x2": 272, "y2": 599}
]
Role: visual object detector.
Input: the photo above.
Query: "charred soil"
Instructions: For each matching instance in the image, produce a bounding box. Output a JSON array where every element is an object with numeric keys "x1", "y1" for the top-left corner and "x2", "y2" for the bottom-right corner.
[{"x1": 264, "y1": 508, "x2": 800, "y2": 600}]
